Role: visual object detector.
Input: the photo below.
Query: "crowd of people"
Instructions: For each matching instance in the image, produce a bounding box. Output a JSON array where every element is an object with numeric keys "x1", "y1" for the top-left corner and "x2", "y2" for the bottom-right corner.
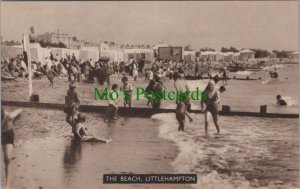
[{"x1": 2, "y1": 51, "x2": 291, "y2": 189}]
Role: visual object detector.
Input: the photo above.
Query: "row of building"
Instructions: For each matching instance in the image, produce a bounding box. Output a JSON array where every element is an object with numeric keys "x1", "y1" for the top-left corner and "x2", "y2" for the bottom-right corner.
[{"x1": 1, "y1": 31, "x2": 299, "y2": 64}]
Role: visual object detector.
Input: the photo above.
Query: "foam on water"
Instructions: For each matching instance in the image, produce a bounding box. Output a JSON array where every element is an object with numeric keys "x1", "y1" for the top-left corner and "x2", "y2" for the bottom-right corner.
[
  {"x1": 152, "y1": 113, "x2": 298, "y2": 189},
  {"x1": 283, "y1": 96, "x2": 298, "y2": 106}
]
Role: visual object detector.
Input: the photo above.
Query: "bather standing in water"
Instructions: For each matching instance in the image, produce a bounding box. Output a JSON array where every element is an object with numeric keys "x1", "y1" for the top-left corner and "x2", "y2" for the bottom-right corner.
[
  {"x1": 2, "y1": 108, "x2": 23, "y2": 189},
  {"x1": 173, "y1": 72, "x2": 193, "y2": 132},
  {"x1": 201, "y1": 80, "x2": 220, "y2": 135}
]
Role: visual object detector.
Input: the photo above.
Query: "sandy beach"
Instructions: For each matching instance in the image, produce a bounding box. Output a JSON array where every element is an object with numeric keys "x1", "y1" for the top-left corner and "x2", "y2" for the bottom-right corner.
[{"x1": 2, "y1": 106, "x2": 193, "y2": 189}]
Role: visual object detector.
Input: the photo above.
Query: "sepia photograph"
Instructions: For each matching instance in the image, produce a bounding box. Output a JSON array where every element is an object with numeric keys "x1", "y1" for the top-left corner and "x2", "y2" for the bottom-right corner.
[{"x1": 0, "y1": 1, "x2": 299, "y2": 189}]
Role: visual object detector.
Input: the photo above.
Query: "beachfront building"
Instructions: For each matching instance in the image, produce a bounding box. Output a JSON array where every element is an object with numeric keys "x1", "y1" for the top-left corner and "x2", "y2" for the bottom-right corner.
[
  {"x1": 239, "y1": 49, "x2": 255, "y2": 61},
  {"x1": 36, "y1": 32, "x2": 82, "y2": 49}
]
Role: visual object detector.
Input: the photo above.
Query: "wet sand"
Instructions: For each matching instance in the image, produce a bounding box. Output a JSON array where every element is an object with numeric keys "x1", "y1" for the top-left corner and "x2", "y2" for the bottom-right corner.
[{"x1": 2, "y1": 107, "x2": 193, "y2": 189}]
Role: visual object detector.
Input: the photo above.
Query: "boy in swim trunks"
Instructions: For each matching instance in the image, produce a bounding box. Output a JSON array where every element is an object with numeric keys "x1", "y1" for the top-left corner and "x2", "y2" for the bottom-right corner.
[
  {"x1": 106, "y1": 84, "x2": 119, "y2": 120},
  {"x1": 1, "y1": 108, "x2": 23, "y2": 189},
  {"x1": 121, "y1": 76, "x2": 133, "y2": 107}
]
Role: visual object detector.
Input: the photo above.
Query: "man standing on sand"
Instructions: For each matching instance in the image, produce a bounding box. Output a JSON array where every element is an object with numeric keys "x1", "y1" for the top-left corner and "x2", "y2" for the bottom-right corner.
[{"x1": 2, "y1": 108, "x2": 23, "y2": 189}]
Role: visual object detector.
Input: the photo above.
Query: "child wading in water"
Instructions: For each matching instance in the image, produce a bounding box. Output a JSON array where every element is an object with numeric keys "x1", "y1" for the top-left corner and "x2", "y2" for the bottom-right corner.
[
  {"x1": 121, "y1": 76, "x2": 133, "y2": 107},
  {"x1": 145, "y1": 80, "x2": 155, "y2": 106},
  {"x1": 47, "y1": 65, "x2": 58, "y2": 87},
  {"x1": 2, "y1": 108, "x2": 23, "y2": 189},
  {"x1": 105, "y1": 84, "x2": 119, "y2": 120}
]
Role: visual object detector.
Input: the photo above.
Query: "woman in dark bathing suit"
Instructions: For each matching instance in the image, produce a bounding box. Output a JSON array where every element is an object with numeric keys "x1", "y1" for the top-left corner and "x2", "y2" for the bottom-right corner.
[{"x1": 201, "y1": 81, "x2": 220, "y2": 135}]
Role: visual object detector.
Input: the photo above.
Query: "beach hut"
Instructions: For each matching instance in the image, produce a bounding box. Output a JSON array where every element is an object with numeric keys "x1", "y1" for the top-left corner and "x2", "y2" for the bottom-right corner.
[
  {"x1": 50, "y1": 48, "x2": 80, "y2": 60},
  {"x1": 1, "y1": 45, "x2": 23, "y2": 61},
  {"x1": 79, "y1": 47, "x2": 99, "y2": 62},
  {"x1": 199, "y1": 51, "x2": 216, "y2": 61},
  {"x1": 239, "y1": 49, "x2": 255, "y2": 61},
  {"x1": 99, "y1": 43, "x2": 110, "y2": 59},
  {"x1": 29, "y1": 43, "x2": 51, "y2": 64},
  {"x1": 123, "y1": 48, "x2": 154, "y2": 62},
  {"x1": 233, "y1": 52, "x2": 240, "y2": 61},
  {"x1": 223, "y1": 52, "x2": 235, "y2": 62},
  {"x1": 288, "y1": 51, "x2": 299, "y2": 60},
  {"x1": 183, "y1": 50, "x2": 197, "y2": 62}
]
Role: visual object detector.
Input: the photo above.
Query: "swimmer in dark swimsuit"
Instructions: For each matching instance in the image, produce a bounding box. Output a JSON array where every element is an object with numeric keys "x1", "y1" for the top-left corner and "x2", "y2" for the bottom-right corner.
[
  {"x1": 201, "y1": 81, "x2": 221, "y2": 135},
  {"x1": 1, "y1": 108, "x2": 22, "y2": 189}
]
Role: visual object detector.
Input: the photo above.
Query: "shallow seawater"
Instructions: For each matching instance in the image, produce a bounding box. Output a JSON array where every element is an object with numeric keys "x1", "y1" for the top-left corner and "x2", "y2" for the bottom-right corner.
[
  {"x1": 186, "y1": 64, "x2": 299, "y2": 114},
  {"x1": 153, "y1": 113, "x2": 299, "y2": 189}
]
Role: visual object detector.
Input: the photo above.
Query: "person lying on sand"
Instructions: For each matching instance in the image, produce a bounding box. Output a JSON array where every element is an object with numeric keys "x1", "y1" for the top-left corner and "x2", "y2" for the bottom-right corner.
[
  {"x1": 73, "y1": 113, "x2": 111, "y2": 143},
  {"x1": 2, "y1": 108, "x2": 23, "y2": 189}
]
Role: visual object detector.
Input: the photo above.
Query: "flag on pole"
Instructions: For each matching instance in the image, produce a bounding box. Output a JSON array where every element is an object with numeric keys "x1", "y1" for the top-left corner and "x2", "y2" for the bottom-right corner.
[{"x1": 30, "y1": 26, "x2": 35, "y2": 34}]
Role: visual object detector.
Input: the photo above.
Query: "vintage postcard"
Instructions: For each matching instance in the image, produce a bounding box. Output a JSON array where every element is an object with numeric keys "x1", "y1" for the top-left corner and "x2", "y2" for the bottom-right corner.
[{"x1": 1, "y1": 1, "x2": 299, "y2": 189}]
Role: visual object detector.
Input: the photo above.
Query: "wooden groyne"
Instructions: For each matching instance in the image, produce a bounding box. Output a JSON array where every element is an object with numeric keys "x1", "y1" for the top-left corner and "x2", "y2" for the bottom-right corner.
[{"x1": 2, "y1": 100, "x2": 298, "y2": 119}]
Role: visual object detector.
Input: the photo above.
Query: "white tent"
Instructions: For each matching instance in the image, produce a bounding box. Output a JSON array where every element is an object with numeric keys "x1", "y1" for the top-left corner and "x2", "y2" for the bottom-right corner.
[
  {"x1": 29, "y1": 43, "x2": 51, "y2": 64},
  {"x1": 1, "y1": 45, "x2": 23, "y2": 61},
  {"x1": 79, "y1": 47, "x2": 99, "y2": 62}
]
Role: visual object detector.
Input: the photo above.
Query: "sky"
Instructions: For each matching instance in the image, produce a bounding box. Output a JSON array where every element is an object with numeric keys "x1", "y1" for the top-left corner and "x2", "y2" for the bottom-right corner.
[{"x1": 1, "y1": 1, "x2": 299, "y2": 51}]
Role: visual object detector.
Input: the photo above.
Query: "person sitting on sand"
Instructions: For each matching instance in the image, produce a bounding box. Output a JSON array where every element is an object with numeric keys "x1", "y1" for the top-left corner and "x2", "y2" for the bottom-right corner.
[
  {"x1": 276, "y1": 95, "x2": 287, "y2": 106},
  {"x1": 73, "y1": 113, "x2": 111, "y2": 143},
  {"x1": 2, "y1": 108, "x2": 23, "y2": 189},
  {"x1": 201, "y1": 80, "x2": 221, "y2": 135}
]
